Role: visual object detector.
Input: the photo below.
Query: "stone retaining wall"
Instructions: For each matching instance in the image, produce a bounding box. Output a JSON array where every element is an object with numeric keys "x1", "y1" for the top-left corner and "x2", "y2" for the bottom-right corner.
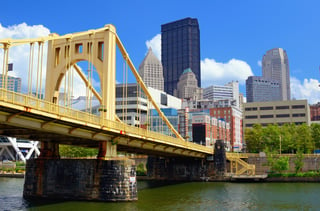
[{"x1": 247, "y1": 154, "x2": 320, "y2": 175}]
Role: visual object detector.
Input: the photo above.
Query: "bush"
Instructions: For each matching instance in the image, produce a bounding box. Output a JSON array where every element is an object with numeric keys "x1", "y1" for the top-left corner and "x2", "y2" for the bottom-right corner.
[
  {"x1": 136, "y1": 163, "x2": 146, "y2": 176},
  {"x1": 294, "y1": 151, "x2": 304, "y2": 173},
  {"x1": 267, "y1": 152, "x2": 289, "y2": 174},
  {"x1": 268, "y1": 171, "x2": 320, "y2": 178}
]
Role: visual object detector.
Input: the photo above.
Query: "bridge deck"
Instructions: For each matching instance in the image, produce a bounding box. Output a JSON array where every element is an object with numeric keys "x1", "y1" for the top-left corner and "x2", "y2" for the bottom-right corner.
[{"x1": 0, "y1": 89, "x2": 213, "y2": 158}]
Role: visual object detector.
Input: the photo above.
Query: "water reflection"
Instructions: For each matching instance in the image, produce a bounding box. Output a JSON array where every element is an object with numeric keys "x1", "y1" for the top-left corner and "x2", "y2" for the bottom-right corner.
[{"x1": 1, "y1": 178, "x2": 320, "y2": 210}]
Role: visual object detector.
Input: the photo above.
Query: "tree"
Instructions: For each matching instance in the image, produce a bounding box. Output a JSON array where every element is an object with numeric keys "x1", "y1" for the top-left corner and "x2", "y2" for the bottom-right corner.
[
  {"x1": 294, "y1": 150, "x2": 304, "y2": 173},
  {"x1": 272, "y1": 156, "x2": 289, "y2": 174},
  {"x1": 263, "y1": 124, "x2": 280, "y2": 152},
  {"x1": 245, "y1": 124, "x2": 264, "y2": 153},
  {"x1": 280, "y1": 124, "x2": 295, "y2": 153},
  {"x1": 296, "y1": 124, "x2": 314, "y2": 153},
  {"x1": 266, "y1": 150, "x2": 289, "y2": 174},
  {"x1": 59, "y1": 145, "x2": 98, "y2": 158},
  {"x1": 311, "y1": 123, "x2": 320, "y2": 150}
]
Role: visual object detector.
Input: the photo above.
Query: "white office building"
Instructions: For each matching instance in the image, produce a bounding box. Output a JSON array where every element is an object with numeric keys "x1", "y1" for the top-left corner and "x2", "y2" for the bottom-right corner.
[{"x1": 203, "y1": 81, "x2": 239, "y2": 108}]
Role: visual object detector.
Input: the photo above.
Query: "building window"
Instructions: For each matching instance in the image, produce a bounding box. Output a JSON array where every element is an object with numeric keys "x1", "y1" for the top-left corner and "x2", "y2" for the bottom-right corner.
[
  {"x1": 276, "y1": 114, "x2": 290, "y2": 118},
  {"x1": 245, "y1": 124, "x2": 254, "y2": 127},
  {"x1": 276, "y1": 106, "x2": 289, "y2": 110},
  {"x1": 245, "y1": 115, "x2": 258, "y2": 119},
  {"x1": 161, "y1": 93, "x2": 167, "y2": 106},
  {"x1": 292, "y1": 113, "x2": 306, "y2": 117},
  {"x1": 245, "y1": 107, "x2": 258, "y2": 111},
  {"x1": 292, "y1": 105, "x2": 305, "y2": 109},
  {"x1": 260, "y1": 114, "x2": 273, "y2": 118},
  {"x1": 260, "y1": 106, "x2": 273, "y2": 110}
]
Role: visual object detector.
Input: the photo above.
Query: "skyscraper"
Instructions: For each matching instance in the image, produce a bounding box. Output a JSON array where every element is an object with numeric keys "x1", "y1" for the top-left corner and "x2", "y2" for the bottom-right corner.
[
  {"x1": 139, "y1": 47, "x2": 164, "y2": 91},
  {"x1": 262, "y1": 48, "x2": 290, "y2": 100},
  {"x1": 175, "y1": 68, "x2": 202, "y2": 100},
  {"x1": 246, "y1": 76, "x2": 281, "y2": 102},
  {"x1": 161, "y1": 17, "x2": 200, "y2": 96}
]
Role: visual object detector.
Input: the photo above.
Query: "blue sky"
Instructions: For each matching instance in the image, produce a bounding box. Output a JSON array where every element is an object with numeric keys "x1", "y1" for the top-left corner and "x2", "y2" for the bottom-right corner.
[{"x1": 1, "y1": 0, "x2": 320, "y2": 103}]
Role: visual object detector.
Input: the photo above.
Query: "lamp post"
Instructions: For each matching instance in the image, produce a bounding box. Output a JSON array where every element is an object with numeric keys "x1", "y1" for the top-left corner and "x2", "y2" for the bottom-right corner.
[{"x1": 279, "y1": 135, "x2": 282, "y2": 155}]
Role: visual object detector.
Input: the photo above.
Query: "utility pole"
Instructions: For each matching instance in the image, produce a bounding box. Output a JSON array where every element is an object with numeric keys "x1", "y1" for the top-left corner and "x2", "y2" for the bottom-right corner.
[{"x1": 280, "y1": 135, "x2": 282, "y2": 155}]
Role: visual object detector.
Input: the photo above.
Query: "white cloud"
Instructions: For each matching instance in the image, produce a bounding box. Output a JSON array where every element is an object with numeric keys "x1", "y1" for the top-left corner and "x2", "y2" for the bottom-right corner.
[
  {"x1": 145, "y1": 34, "x2": 161, "y2": 60},
  {"x1": 201, "y1": 58, "x2": 253, "y2": 88},
  {"x1": 257, "y1": 60, "x2": 262, "y2": 67},
  {"x1": 0, "y1": 23, "x2": 50, "y2": 94},
  {"x1": 0, "y1": 23, "x2": 97, "y2": 99},
  {"x1": 290, "y1": 77, "x2": 320, "y2": 104}
]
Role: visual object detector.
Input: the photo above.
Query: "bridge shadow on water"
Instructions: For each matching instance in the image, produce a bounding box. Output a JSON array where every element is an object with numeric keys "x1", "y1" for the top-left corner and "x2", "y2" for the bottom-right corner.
[
  {"x1": 23, "y1": 180, "x2": 185, "y2": 209},
  {"x1": 137, "y1": 179, "x2": 186, "y2": 190}
]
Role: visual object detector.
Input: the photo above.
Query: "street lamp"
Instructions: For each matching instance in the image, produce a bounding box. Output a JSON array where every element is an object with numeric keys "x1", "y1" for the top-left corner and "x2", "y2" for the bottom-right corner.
[{"x1": 279, "y1": 135, "x2": 282, "y2": 155}]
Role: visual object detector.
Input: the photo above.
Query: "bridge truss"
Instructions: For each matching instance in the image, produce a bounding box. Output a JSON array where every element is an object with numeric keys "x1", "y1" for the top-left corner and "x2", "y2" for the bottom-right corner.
[{"x1": 0, "y1": 25, "x2": 213, "y2": 158}]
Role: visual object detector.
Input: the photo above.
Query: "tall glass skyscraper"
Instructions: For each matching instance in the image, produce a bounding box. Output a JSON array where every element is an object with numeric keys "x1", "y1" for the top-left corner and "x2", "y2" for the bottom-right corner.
[
  {"x1": 262, "y1": 48, "x2": 290, "y2": 101},
  {"x1": 161, "y1": 17, "x2": 200, "y2": 96}
]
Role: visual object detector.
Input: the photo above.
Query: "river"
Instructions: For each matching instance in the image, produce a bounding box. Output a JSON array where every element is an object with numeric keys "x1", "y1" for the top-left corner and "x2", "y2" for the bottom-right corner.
[{"x1": 1, "y1": 177, "x2": 320, "y2": 210}]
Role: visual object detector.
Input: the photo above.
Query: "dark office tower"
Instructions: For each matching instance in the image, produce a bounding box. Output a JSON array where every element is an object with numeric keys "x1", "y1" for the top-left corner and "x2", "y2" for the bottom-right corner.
[{"x1": 161, "y1": 17, "x2": 200, "y2": 96}]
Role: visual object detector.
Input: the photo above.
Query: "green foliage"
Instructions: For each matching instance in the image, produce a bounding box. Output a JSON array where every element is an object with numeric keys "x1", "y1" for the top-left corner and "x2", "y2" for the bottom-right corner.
[
  {"x1": 266, "y1": 151, "x2": 289, "y2": 174},
  {"x1": 15, "y1": 161, "x2": 25, "y2": 167},
  {"x1": 268, "y1": 171, "x2": 320, "y2": 177},
  {"x1": 311, "y1": 123, "x2": 320, "y2": 149},
  {"x1": 136, "y1": 163, "x2": 146, "y2": 176},
  {"x1": 59, "y1": 145, "x2": 98, "y2": 158},
  {"x1": 244, "y1": 124, "x2": 264, "y2": 153},
  {"x1": 294, "y1": 151, "x2": 304, "y2": 173},
  {"x1": 245, "y1": 123, "x2": 317, "y2": 154}
]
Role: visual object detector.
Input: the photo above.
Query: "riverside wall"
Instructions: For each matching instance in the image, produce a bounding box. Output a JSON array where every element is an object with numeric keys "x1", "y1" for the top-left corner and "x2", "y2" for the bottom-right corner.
[
  {"x1": 246, "y1": 153, "x2": 320, "y2": 175},
  {"x1": 23, "y1": 159, "x2": 137, "y2": 201}
]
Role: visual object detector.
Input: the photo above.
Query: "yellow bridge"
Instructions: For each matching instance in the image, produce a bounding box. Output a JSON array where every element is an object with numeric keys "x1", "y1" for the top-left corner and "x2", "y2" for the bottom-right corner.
[{"x1": 0, "y1": 24, "x2": 254, "y2": 175}]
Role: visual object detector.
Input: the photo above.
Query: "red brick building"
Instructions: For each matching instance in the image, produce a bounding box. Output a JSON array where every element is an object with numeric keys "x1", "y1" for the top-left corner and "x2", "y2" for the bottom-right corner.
[
  {"x1": 209, "y1": 107, "x2": 243, "y2": 152},
  {"x1": 310, "y1": 103, "x2": 320, "y2": 121}
]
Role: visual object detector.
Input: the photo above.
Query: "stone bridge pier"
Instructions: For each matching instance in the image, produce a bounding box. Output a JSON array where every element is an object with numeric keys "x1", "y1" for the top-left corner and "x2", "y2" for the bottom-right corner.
[
  {"x1": 147, "y1": 156, "x2": 208, "y2": 181},
  {"x1": 23, "y1": 142, "x2": 137, "y2": 202}
]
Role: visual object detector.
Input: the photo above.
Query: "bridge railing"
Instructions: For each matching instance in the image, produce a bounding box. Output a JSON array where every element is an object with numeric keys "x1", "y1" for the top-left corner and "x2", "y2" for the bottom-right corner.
[{"x1": 0, "y1": 89, "x2": 212, "y2": 154}]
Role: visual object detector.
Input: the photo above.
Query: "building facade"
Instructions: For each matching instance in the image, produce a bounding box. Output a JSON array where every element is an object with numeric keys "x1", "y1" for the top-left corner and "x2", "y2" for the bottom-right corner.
[
  {"x1": 246, "y1": 76, "x2": 281, "y2": 102},
  {"x1": 209, "y1": 107, "x2": 243, "y2": 152},
  {"x1": 182, "y1": 98, "x2": 237, "y2": 110},
  {"x1": 149, "y1": 108, "x2": 179, "y2": 136},
  {"x1": 178, "y1": 109, "x2": 230, "y2": 148},
  {"x1": 243, "y1": 100, "x2": 310, "y2": 129},
  {"x1": 262, "y1": 48, "x2": 290, "y2": 100},
  {"x1": 138, "y1": 48, "x2": 164, "y2": 91},
  {"x1": 203, "y1": 81, "x2": 239, "y2": 108},
  {"x1": 310, "y1": 102, "x2": 320, "y2": 121},
  {"x1": 175, "y1": 68, "x2": 202, "y2": 100},
  {"x1": 0, "y1": 74, "x2": 21, "y2": 92},
  {"x1": 161, "y1": 17, "x2": 200, "y2": 95}
]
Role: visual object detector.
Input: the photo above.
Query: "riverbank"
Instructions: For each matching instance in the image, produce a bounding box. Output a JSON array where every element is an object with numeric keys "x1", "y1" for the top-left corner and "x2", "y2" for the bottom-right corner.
[
  {"x1": 138, "y1": 175, "x2": 320, "y2": 182},
  {"x1": 0, "y1": 173, "x2": 24, "y2": 178}
]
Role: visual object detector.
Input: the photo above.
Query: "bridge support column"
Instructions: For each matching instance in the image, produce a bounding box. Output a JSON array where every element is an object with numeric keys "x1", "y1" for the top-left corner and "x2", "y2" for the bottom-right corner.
[
  {"x1": 213, "y1": 140, "x2": 227, "y2": 178},
  {"x1": 97, "y1": 141, "x2": 117, "y2": 159},
  {"x1": 38, "y1": 142, "x2": 60, "y2": 159},
  {"x1": 23, "y1": 158, "x2": 137, "y2": 201}
]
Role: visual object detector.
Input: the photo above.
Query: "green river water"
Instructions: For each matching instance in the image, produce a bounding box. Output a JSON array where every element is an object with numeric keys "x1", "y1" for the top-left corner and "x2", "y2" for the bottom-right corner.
[{"x1": 1, "y1": 177, "x2": 320, "y2": 210}]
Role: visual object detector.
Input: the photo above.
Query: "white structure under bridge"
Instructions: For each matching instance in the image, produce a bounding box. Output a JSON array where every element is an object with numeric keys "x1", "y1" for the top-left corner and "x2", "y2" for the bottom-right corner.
[{"x1": 0, "y1": 136, "x2": 40, "y2": 162}]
